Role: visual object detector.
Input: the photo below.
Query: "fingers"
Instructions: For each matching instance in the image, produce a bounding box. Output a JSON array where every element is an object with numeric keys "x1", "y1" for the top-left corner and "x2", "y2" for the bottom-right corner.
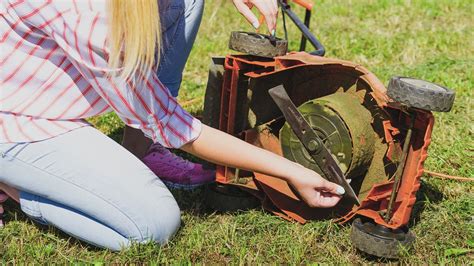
[
  {"x1": 233, "y1": 0, "x2": 260, "y2": 29},
  {"x1": 232, "y1": 0, "x2": 279, "y2": 34},
  {"x1": 320, "y1": 179, "x2": 345, "y2": 196},
  {"x1": 289, "y1": 170, "x2": 346, "y2": 209},
  {"x1": 270, "y1": 0, "x2": 278, "y2": 14},
  {"x1": 306, "y1": 190, "x2": 342, "y2": 208},
  {"x1": 251, "y1": 0, "x2": 278, "y2": 34},
  {"x1": 304, "y1": 180, "x2": 345, "y2": 208}
]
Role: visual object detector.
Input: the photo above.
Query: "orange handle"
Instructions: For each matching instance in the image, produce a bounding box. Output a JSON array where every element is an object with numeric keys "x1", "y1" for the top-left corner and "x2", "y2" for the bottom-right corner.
[{"x1": 291, "y1": 0, "x2": 313, "y2": 11}]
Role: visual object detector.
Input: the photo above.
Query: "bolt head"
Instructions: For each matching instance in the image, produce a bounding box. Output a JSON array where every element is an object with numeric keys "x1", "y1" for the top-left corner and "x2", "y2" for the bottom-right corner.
[{"x1": 307, "y1": 139, "x2": 320, "y2": 152}]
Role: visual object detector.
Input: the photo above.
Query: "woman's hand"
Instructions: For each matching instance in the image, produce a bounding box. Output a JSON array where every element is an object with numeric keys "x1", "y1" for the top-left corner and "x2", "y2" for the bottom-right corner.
[
  {"x1": 287, "y1": 166, "x2": 345, "y2": 208},
  {"x1": 231, "y1": 0, "x2": 278, "y2": 34}
]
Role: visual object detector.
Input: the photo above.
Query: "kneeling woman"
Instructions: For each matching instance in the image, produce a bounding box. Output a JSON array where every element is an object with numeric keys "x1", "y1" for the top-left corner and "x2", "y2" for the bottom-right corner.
[{"x1": 0, "y1": 0, "x2": 344, "y2": 250}]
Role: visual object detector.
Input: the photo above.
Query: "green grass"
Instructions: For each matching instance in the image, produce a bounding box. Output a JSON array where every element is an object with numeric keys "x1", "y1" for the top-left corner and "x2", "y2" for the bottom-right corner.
[{"x1": 1, "y1": 0, "x2": 473, "y2": 263}]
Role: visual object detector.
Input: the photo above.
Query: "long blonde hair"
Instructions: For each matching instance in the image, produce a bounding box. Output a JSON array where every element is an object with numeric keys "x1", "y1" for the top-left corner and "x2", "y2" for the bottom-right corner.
[{"x1": 107, "y1": 0, "x2": 161, "y2": 81}]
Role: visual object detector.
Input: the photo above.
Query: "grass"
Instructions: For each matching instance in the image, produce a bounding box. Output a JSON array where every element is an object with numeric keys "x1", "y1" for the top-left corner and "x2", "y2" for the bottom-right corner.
[{"x1": 1, "y1": 0, "x2": 473, "y2": 263}]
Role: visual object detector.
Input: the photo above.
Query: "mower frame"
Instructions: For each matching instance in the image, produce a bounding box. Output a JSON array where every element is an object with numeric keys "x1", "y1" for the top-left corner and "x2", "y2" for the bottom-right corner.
[
  {"x1": 200, "y1": 5, "x2": 444, "y2": 259},
  {"x1": 204, "y1": 52, "x2": 434, "y2": 230}
]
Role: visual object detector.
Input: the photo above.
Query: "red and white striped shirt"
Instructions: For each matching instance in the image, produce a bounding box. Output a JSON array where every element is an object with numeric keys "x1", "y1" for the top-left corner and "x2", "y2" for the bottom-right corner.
[{"x1": 0, "y1": 0, "x2": 201, "y2": 148}]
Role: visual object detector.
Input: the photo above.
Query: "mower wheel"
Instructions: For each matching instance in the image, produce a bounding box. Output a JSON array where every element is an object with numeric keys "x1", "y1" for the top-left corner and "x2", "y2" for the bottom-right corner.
[
  {"x1": 387, "y1": 76, "x2": 455, "y2": 112},
  {"x1": 351, "y1": 218, "x2": 415, "y2": 259},
  {"x1": 202, "y1": 57, "x2": 225, "y2": 129},
  {"x1": 205, "y1": 183, "x2": 260, "y2": 212},
  {"x1": 229, "y1": 31, "x2": 288, "y2": 58}
]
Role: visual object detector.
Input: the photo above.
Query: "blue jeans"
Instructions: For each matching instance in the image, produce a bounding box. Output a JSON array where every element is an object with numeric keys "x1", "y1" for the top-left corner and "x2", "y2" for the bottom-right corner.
[
  {"x1": 0, "y1": 0, "x2": 204, "y2": 250},
  {"x1": 0, "y1": 127, "x2": 181, "y2": 250},
  {"x1": 158, "y1": 0, "x2": 204, "y2": 97}
]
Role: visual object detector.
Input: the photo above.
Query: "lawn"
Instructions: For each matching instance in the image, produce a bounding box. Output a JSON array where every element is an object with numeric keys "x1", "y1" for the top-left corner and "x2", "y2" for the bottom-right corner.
[{"x1": 1, "y1": 0, "x2": 473, "y2": 263}]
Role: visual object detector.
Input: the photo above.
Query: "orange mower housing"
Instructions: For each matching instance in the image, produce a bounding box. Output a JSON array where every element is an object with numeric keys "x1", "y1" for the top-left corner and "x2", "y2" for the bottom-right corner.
[{"x1": 202, "y1": 52, "x2": 433, "y2": 230}]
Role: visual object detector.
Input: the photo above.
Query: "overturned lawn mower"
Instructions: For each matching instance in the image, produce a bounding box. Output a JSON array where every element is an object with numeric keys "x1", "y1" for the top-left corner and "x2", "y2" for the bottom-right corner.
[{"x1": 201, "y1": 0, "x2": 455, "y2": 259}]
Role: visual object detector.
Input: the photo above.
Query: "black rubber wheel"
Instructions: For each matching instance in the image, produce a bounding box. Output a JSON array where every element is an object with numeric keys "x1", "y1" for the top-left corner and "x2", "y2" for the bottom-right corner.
[
  {"x1": 387, "y1": 76, "x2": 455, "y2": 112},
  {"x1": 351, "y1": 218, "x2": 415, "y2": 259},
  {"x1": 202, "y1": 57, "x2": 225, "y2": 129},
  {"x1": 205, "y1": 183, "x2": 260, "y2": 212},
  {"x1": 229, "y1": 31, "x2": 288, "y2": 58}
]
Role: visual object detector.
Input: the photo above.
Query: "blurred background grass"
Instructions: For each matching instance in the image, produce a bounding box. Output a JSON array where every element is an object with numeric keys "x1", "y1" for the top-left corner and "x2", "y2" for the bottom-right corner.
[{"x1": 1, "y1": 0, "x2": 473, "y2": 263}]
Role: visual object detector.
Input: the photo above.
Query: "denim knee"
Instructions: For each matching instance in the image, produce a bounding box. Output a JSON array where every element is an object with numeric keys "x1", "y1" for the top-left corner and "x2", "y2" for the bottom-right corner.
[{"x1": 124, "y1": 193, "x2": 182, "y2": 246}]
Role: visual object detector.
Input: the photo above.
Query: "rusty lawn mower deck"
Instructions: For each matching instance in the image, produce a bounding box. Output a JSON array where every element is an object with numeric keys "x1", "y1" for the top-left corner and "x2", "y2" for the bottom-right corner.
[{"x1": 201, "y1": 0, "x2": 455, "y2": 259}]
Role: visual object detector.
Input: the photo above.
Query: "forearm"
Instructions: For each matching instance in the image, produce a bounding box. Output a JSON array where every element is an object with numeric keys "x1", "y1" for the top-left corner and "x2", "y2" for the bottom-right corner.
[
  {"x1": 182, "y1": 125, "x2": 344, "y2": 208},
  {"x1": 181, "y1": 124, "x2": 303, "y2": 182}
]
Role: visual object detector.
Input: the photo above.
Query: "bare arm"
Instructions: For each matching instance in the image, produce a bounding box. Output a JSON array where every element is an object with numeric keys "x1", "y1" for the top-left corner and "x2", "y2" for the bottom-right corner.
[{"x1": 181, "y1": 125, "x2": 345, "y2": 208}]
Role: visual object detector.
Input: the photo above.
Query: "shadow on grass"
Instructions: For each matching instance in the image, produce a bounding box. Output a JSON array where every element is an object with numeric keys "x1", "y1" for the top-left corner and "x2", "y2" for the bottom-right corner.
[
  {"x1": 2, "y1": 200, "x2": 105, "y2": 252},
  {"x1": 409, "y1": 179, "x2": 444, "y2": 227},
  {"x1": 106, "y1": 126, "x2": 125, "y2": 143},
  {"x1": 170, "y1": 186, "x2": 210, "y2": 214},
  {"x1": 358, "y1": 251, "x2": 400, "y2": 263}
]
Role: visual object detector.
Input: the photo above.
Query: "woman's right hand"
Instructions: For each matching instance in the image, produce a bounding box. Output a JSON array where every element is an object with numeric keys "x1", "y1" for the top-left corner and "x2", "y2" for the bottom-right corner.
[
  {"x1": 287, "y1": 166, "x2": 345, "y2": 208},
  {"x1": 231, "y1": 0, "x2": 278, "y2": 34}
]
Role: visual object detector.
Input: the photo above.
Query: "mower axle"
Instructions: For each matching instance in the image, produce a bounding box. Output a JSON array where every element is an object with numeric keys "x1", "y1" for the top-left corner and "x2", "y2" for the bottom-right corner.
[{"x1": 385, "y1": 110, "x2": 417, "y2": 222}]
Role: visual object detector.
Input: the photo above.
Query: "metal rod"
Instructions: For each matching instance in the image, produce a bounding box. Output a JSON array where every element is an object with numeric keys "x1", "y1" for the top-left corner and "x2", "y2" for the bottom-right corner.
[
  {"x1": 278, "y1": 0, "x2": 325, "y2": 56},
  {"x1": 282, "y1": 8, "x2": 288, "y2": 40},
  {"x1": 234, "y1": 168, "x2": 240, "y2": 182},
  {"x1": 385, "y1": 111, "x2": 417, "y2": 222},
  {"x1": 299, "y1": 10, "x2": 311, "y2": 51}
]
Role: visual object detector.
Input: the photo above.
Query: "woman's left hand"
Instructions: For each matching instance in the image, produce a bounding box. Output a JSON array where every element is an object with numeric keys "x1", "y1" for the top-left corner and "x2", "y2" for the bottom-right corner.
[
  {"x1": 286, "y1": 167, "x2": 344, "y2": 208},
  {"x1": 231, "y1": 0, "x2": 278, "y2": 34}
]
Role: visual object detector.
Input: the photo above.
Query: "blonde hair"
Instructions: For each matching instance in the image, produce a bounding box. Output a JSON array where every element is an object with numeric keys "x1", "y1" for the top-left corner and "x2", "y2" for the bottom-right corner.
[{"x1": 107, "y1": 0, "x2": 161, "y2": 81}]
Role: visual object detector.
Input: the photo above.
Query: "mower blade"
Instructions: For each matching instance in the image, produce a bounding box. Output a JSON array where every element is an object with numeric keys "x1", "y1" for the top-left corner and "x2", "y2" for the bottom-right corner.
[{"x1": 268, "y1": 85, "x2": 360, "y2": 206}]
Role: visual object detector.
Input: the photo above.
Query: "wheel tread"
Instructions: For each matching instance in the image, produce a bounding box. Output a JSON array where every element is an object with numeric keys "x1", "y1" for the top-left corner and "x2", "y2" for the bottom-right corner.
[
  {"x1": 229, "y1": 31, "x2": 288, "y2": 58},
  {"x1": 350, "y1": 218, "x2": 415, "y2": 259},
  {"x1": 387, "y1": 76, "x2": 455, "y2": 112}
]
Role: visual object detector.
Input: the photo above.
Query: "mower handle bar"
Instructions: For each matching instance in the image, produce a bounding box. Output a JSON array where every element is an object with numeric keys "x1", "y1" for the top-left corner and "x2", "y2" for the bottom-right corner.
[{"x1": 279, "y1": 0, "x2": 326, "y2": 56}]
